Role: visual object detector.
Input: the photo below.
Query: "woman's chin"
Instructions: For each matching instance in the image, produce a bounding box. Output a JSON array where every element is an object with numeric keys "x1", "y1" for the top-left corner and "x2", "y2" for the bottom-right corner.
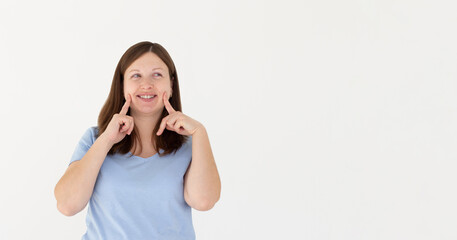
[{"x1": 131, "y1": 107, "x2": 162, "y2": 116}]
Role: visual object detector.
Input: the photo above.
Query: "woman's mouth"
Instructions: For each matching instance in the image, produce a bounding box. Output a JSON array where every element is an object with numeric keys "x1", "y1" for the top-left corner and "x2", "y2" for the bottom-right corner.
[{"x1": 137, "y1": 94, "x2": 157, "y2": 102}]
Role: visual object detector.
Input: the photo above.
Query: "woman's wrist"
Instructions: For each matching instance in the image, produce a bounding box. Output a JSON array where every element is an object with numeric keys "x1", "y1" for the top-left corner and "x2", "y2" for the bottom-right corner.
[{"x1": 97, "y1": 133, "x2": 115, "y2": 151}]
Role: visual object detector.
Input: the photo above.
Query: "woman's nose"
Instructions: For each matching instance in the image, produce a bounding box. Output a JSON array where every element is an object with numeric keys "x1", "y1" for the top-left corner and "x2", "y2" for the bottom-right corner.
[
  {"x1": 140, "y1": 77, "x2": 154, "y2": 89},
  {"x1": 140, "y1": 84, "x2": 152, "y2": 90}
]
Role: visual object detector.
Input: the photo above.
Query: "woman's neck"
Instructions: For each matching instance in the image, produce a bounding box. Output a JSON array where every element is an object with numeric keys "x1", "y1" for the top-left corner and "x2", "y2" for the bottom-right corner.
[{"x1": 131, "y1": 112, "x2": 162, "y2": 151}]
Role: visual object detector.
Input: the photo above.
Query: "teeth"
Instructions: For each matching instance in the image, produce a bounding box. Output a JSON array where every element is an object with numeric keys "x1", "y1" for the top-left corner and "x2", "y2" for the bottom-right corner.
[{"x1": 139, "y1": 95, "x2": 155, "y2": 99}]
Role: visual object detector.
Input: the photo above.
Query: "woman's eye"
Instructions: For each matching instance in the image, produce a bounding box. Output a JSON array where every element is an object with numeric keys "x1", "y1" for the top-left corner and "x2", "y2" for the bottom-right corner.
[
  {"x1": 132, "y1": 74, "x2": 140, "y2": 78},
  {"x1": 153, "y1": 73, "x2": 162, "y2": 77}
]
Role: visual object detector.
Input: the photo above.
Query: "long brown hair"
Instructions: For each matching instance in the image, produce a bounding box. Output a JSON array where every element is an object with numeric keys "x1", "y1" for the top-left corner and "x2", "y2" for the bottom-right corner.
[{"x1": 97, "y1": 41, "x2": 188, "y2": 157}]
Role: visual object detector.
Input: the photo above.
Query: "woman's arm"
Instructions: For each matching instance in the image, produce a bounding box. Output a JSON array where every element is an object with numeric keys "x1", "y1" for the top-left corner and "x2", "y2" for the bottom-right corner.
[
  {"x1": 54, "y1": 135, "x2": 112, "y2": 216},
  {"x1": 183, "y1": 126, "x2": 221, "y2": 211}
]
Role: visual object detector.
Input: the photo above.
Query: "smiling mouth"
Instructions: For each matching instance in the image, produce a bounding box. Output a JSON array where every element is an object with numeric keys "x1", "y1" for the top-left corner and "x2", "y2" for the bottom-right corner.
[
  {"x1": 137, "y1": 95, "x2": 156, "y2": 99},
  {"x1": 137, "y1": 95, "x2": 157, "y2": 102}
]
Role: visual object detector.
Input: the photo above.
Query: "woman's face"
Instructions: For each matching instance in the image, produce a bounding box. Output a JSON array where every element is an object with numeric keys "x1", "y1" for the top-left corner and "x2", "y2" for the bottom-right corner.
[{"x1": 123, "y1": 52, "x2": 173, "y2": 116}]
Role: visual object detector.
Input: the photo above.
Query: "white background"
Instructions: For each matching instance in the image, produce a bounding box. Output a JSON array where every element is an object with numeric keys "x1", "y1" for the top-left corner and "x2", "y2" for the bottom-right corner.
[{"x1": 1, "y1": 0, "x2": 456, "y2": 239}]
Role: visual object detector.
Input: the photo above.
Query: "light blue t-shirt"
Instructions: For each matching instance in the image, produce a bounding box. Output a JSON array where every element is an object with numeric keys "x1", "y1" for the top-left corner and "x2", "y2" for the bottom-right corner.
[{"x1": 69, "y1": 126, "x2": 195, "y2": 240}]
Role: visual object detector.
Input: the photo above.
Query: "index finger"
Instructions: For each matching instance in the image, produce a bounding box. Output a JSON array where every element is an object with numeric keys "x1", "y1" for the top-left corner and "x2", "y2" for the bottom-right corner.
[
  {"x1": 163, "y1": 92, "x2": 176, "y2": 114},
  {"x1": 120, "y1": 94, "x2": 131, "y2": 115}
]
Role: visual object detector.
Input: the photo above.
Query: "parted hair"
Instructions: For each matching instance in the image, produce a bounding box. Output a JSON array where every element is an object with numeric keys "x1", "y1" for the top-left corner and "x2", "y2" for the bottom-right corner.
[{"x1": 97, "y1": 41, "x2": 188, "y2": 157}]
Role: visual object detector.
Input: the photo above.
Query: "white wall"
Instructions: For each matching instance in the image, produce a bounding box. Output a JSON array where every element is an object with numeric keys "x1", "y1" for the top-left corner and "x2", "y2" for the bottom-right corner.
[{"x1": 1, "y1": 0, "x2": 456, "y2": 239}]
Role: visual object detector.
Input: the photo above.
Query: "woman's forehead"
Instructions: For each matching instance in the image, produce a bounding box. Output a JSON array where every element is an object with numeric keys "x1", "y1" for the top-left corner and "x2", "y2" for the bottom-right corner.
[{"x1": 126, "y1": 52, "x2": 168, "y2": 72}]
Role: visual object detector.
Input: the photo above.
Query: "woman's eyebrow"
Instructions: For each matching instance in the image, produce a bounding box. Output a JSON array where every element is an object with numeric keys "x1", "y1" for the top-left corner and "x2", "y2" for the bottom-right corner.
[{"x1": 128, "y1": 68, "x2": 163, "y2": 73}]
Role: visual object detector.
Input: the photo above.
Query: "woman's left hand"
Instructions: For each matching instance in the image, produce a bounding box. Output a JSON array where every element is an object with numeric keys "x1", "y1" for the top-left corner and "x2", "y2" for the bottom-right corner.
[{"x1": 156, "y1": 92, "x2": 203, "y2": 136}]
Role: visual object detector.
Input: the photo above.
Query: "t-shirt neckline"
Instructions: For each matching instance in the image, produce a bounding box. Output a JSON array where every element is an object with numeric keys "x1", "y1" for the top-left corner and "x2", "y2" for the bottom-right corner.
[{"x1": 126, "y1": 148, "x2": 164, "y2": 160}]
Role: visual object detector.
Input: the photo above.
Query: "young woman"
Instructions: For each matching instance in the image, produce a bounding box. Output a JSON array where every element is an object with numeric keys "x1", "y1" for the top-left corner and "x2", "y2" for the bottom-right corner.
[{"x1": 54, "y1": 41, "x2": 221, "y2": 239}]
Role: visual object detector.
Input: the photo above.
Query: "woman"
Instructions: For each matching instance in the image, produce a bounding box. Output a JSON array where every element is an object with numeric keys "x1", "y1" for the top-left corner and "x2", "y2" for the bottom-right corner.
[{"x1": 54, "y1": 41, "x2": 221, "y2": 239}]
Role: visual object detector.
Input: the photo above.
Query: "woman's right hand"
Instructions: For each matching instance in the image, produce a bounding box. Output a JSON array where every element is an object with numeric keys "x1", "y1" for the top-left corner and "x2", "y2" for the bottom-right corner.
[{"x1": 100, "y1": 94, "x2": 135, "y2": 146}]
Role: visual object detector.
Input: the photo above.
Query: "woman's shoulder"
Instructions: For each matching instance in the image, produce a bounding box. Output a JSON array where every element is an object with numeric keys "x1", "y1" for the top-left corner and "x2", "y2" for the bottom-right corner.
[
  {"x1": 180, "y1": 135, "x2": 193, "y2": 154},
  {"x1": 184, "y1": 135, "x2": 192, "y2": 148},
  {"x1": 80, "y1": 126, "x2": 100, "y2": 143},
  {"x1": 86, "y1": 125, "x2": 99, "y2": 136},
  {"x1": 171, "y1": 135, "x2": 192, "y2": 156}
]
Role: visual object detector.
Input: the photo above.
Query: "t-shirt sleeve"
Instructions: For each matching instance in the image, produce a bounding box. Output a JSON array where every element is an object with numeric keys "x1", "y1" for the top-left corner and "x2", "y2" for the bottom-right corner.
[{"x1": 69, "y1": 126, "x2": 98, "y2": 166}]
